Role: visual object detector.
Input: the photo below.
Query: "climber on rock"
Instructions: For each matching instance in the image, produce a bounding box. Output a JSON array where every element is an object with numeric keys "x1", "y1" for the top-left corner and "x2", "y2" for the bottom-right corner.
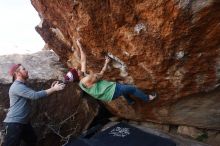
[{"x1": 64, "y1": 40, "x2": 157, "y2": 104}]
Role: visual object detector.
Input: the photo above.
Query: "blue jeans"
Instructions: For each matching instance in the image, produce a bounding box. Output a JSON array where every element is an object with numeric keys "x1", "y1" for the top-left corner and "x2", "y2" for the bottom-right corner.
[
  {"x1": 112, "y1": 83, "x2": 149, "y2": 104},
  {"x1": 3, "y1": 123, "x2": 37, "y2": 146}
]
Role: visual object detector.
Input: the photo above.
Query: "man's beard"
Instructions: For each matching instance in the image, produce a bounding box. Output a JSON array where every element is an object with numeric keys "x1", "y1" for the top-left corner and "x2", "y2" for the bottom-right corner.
[{"x1": 22, "y1": 74, "x2": 29, "y2": 80}]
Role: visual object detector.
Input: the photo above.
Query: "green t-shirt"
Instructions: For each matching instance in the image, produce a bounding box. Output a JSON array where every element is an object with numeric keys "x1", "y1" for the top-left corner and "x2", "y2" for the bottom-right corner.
[{"x1": 79, "y1": 80, "x2": 116, "y2": 102}]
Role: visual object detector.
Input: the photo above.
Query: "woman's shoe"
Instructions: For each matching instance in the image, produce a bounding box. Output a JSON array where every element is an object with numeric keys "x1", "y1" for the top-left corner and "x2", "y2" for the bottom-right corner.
[{"x1": 149, "y1": 92, "x2": 158, "y2": 101}]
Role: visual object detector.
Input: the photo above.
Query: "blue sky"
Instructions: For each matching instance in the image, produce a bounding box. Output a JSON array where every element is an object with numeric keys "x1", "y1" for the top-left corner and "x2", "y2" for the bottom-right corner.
[{"x1": 0, "y1": 0, "x2": 44, "y2": 55}]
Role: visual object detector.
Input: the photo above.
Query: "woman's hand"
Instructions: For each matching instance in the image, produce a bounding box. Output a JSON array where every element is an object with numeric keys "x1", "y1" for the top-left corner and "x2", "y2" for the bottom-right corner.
[
  {"x1": 76, "y1": 39, "x2": 82, "y2": 49},
  {"x1": 105, "y1": 56, "x2": 111, "y2": 64}
]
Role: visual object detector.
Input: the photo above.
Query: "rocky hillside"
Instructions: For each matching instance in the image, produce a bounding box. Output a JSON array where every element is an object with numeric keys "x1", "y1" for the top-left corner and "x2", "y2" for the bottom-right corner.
[{"x1": 30, "y1": 0, "x2": 220, "y2": 130}]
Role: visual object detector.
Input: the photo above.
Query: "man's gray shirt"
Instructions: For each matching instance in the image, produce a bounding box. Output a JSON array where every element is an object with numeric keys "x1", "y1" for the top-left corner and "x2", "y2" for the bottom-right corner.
[{"x1": 4, "y1": 80, "x2": 47, "y2": 124}]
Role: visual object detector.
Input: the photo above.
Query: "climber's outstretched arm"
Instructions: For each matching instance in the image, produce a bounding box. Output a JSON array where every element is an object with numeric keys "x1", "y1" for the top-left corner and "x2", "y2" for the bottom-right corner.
[
  {"x1": 95, "y1": 57, "x2": 110, "y2": 81},
  {"x1": 76, "y1": 39, "x2": 87, "y2": 73},
  {"x1": 80, "y1": 57, "x2": 110, "y2": 87}
]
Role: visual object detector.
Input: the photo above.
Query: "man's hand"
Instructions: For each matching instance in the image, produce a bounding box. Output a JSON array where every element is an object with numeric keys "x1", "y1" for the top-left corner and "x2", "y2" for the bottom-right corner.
[
  {"x1": 45, "y1": 82, "x2": 65, "y2": 95},
  {"x1": 51, "y1": 81, "x2": 58, "y2": 88},
  {"x1": 52, "y1": 82, "x2": 65, "y2": 91}
]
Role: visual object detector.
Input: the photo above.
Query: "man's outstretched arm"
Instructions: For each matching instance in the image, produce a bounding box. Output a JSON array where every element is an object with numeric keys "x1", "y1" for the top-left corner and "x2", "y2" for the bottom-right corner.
[{"x1": 16, "y1": 81, "x2": 65, "y2": 100}]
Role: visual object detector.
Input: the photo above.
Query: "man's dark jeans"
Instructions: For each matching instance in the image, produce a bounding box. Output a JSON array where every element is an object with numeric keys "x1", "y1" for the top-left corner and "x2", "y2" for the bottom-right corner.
[{"x1": 3, "y1": 123, "x2": 37, "y2": 146}]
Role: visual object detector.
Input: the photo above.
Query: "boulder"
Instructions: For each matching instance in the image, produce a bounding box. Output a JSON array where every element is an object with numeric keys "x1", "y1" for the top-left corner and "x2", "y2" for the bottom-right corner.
[
  {"x1": 0, "y1": 51, "x2": 99, "y2": 145},
  {"x1": 31, "y1": 0, "x2": 220, "y2": 129},
  {"x1": 177, "y1": 126, "x2": 203, "y2": 139}
]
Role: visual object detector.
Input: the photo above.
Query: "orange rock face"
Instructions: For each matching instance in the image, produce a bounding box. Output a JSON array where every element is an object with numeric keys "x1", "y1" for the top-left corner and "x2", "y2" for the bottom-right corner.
[{"x1": 31, "y1": 0, "x2": 220, "y2": 129}]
